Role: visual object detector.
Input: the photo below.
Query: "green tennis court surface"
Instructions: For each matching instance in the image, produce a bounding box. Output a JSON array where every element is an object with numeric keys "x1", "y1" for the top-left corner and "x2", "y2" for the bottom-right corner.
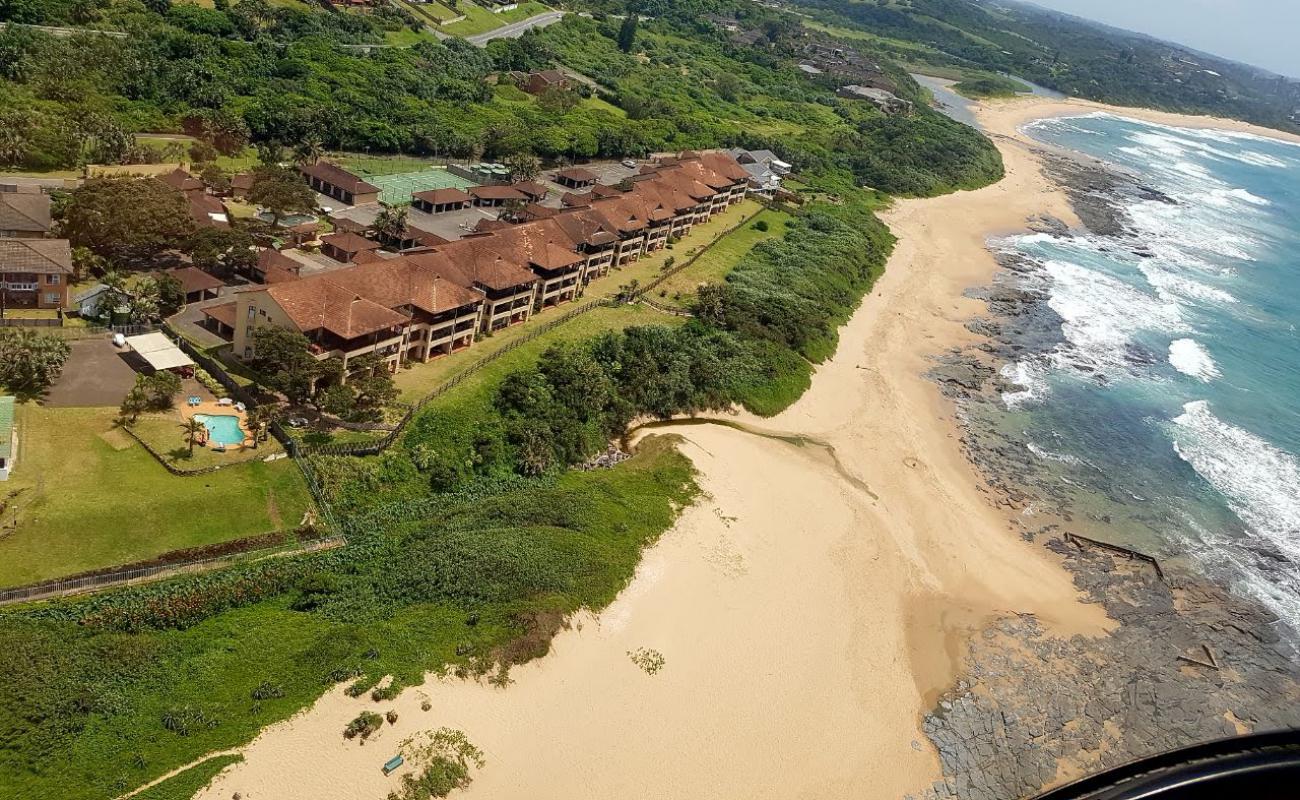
[{"x1": 367, "y1": 169, "x2": 477, "y2": 205}]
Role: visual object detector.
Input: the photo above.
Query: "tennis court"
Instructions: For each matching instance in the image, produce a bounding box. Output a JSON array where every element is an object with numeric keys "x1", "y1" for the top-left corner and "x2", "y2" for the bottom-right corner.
[{"x1": 367, "y1": 169, "x2": 477, "y2": 205}]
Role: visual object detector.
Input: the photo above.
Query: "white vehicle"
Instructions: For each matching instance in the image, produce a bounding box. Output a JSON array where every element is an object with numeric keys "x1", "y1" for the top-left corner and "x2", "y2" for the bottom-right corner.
[{"x1": 112, "y1": 333, "x2": 126, "y2": 348}]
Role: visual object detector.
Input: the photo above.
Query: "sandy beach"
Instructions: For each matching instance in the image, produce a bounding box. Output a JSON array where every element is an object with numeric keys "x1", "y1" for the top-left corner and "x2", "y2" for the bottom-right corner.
[{"x1": 188, "y1": 94, "x2": 1293, "y2": 800}]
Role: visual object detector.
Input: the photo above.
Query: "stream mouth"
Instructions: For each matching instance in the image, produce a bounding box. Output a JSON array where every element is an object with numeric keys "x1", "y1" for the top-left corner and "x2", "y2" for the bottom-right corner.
[{"x1": 624, "y1": 417, "x2": 879, "y2": 501}]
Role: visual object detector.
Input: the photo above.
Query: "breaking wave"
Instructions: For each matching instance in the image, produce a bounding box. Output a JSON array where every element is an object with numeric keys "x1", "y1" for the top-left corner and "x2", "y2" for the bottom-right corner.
[{"x1": 1168, "y1": 338, "x2": 1220, "y2": 381}]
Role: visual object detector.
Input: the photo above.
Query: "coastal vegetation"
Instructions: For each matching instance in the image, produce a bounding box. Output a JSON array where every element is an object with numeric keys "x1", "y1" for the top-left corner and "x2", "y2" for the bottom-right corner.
[{"x1": 952, "y1": 74, "x2": 1029, "y2": 100}]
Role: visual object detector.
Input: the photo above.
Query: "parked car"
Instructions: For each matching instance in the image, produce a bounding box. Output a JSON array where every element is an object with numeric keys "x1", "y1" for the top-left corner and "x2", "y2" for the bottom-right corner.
[{"x1": 287, "y1": 417, "x2": 309, "y2": 428}]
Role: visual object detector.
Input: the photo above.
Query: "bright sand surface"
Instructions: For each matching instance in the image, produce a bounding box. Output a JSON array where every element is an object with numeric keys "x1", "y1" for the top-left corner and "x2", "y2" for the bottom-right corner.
[{"x1": 190, "y1": 94, "x2": 1297, "y2": 800}]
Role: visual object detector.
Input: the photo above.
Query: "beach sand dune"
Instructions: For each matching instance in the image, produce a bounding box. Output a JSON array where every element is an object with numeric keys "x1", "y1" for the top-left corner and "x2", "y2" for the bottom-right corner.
[{"x1": 195, "y1": 95, "x2": 1296, "y2": 800}]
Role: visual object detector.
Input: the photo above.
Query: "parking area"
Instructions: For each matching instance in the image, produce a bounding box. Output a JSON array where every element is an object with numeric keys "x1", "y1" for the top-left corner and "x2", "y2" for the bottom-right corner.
[{"x1": 43, "y1": 338, "x2": 140, "y2": 407}]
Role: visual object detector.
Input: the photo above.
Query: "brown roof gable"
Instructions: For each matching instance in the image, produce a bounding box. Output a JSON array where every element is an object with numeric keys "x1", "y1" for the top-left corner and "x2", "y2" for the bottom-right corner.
[
  {"x1": 321, "y1": 231, "x2": 380, "y2": 254},
  {"x1": 265, "y1": 277, "x2": 408, "y2": 340},
  {"x1": 469, "y1": 185, "x2": 528, "y2": 201},
  {"x1": 413, "y1": 187, "x2": 472, "y2": 205},
  {"x1": 555, "y1": 167, "x2": 598, "y2": 183},
  {"x1": 300, "y1": 161, "x2": 380, "y2": 196},
  {"x1": 165, "y1": 266, "x2": 224, "y2": 295},
  {"x1": 0, "y1": 193, "x2": 51, "y2": 233},
  {"x1": 0, "y1": 238, "x2": 73, "y2": 274},
  {"x1": 160, "y1": 167, "x2": 205, "y2": 194}
]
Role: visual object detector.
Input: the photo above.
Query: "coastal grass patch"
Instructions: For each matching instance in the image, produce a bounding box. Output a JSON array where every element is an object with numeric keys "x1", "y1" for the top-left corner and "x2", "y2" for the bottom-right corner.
[
  {"x1": 131, "y1": 754, "x2": 243, "y2": 800},
  {"x1": 654, "y1": 208, "x2": 793, "y2": 309},
  {"x1": 0, "y1": 405, "x2": 311, "y2": 588}
]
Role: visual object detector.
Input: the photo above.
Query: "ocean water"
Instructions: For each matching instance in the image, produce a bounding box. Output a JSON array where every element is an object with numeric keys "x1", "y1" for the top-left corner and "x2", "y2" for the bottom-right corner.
[{"x1": 991, "y1": 113, "x2": 1300, "y2": 632}]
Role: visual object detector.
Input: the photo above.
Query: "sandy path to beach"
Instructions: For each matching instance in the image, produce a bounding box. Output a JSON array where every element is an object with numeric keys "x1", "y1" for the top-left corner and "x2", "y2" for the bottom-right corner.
[{"x1": 195, "y1": 98, "x2": 1146, "y2": 800}]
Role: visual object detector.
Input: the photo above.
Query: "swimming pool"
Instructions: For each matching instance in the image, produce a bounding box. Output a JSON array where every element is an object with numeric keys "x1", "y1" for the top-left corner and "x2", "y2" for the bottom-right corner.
[{"x1": 194, "y1": 414, "x2": 245, "y2": 447}]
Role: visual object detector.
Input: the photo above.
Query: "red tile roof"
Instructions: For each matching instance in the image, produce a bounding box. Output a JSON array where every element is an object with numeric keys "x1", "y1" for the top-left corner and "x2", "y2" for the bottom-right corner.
[
  {"x1": 555, "y1": 167, "x2": 598, "y2": 183},
  {"x1": 165, "y1": 266, "x2": 224, "y2": 296},
  {"x1": 469, "y1": 185, "x2": 528, "y2": 202},
  {"x1": 300, "y1": 161, "x2": 380, "y2": 196},
  {"x1": 321, "y1": 231, "x2": 380, "y2": 254},
  {"x1": 201, "y1": 302, "x2": 237, "y2": 328},
  {"x1": 413, "y1": 187, "x2": 472, "y2": 205}
]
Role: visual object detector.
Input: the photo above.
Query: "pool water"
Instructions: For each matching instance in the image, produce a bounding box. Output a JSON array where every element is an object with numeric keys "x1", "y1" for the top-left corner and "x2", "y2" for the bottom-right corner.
[{"x1": 194, "y1": 414, "x2": 245, "y2": 447}]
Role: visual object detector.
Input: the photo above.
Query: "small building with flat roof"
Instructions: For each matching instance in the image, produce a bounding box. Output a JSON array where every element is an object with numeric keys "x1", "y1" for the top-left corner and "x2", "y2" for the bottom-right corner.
[{"x1": 125, "y1": 332, "x2": 196, "y2": 376}]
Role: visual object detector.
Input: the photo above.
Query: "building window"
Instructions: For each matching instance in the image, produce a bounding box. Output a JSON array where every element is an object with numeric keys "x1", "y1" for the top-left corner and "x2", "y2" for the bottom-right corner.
[
  {"x1": 247, "y1": 306, "x2": 256, "y2": 320},
  {"x1": 46, "y1": 274, "x2": 60, "y2": 285},
  {"x1": 45, "y1": 292, "x2": 60, "y2": 304}
]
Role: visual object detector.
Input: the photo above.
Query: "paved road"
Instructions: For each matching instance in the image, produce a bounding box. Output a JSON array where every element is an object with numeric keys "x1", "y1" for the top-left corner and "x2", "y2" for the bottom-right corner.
[
  {"x1": 0, "y1": 21, "x2": 126, "y2": 38},
  {"x1": 466, "y1": 10, "x2": 564, "y2": 46}
]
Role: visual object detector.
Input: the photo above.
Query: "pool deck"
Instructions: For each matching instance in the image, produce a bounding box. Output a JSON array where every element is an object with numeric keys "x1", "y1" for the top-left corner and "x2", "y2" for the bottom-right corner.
[{"x1": 180, "y1": 400, "x2": 253, "y2": 451}]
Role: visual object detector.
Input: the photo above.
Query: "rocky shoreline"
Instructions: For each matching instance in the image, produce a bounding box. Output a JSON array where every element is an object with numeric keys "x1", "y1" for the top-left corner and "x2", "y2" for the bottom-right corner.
[{"x1": 912, "y1": 148, "x2": 1300, "y2": 800}]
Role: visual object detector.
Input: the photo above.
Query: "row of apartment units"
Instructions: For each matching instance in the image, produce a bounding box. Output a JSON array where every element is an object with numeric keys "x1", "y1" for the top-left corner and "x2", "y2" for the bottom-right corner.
[{"x1": 231, "y1": 152, "x2": 752, "y2": 378}]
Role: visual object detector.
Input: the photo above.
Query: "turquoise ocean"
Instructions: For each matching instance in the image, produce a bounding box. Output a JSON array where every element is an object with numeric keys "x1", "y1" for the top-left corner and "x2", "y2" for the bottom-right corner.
[{"x1": 989, "y1": 113, "x2": 1300, "y2": 633}]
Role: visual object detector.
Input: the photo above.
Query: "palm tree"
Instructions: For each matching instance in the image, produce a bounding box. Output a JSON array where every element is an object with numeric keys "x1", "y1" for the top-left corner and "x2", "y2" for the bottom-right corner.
[
  {"x1": 293, "y1": 136, "x2": 325, "y2": 167},
  {"x1": 246, "y1": 403, "x2": 280, "y2": 448},
  {"x1": 162, "y1": 140, "x2": 189, "y2": 165},
  {"x1": 373, "y1": 203, "x2": 410, "y2": 247},
  {"x1": 181, "y1": 418, "x2": 208, "y2": 455}
]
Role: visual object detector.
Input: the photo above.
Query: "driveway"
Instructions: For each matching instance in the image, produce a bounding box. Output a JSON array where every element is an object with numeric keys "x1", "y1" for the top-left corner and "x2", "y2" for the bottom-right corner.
[
  {"x1": 467, "y1": 11, "x2": 565, "y2": 46},
  {"x1": 43, "y1": 338, "x2": 139, "y2": 407}
]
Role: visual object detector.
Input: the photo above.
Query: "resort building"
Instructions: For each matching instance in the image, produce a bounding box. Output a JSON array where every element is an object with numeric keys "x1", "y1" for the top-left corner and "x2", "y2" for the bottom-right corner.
[
  {"x1": 232, "y1": 256, "x2": 486, "y2": 375},
  {"x1": 0, "y1": 192, "x2": 52, "y2": 238},
  {"x1": 0, "y1": 395, "x2": 13, "y2": 481},
  {"x1": 469, "y1": 185, "x2": 529, "y2": 208},
  {"x1": 554, "y1": 167, "x2": 598, "y2": 190},
  {"x1": 299, "y1": 161, "x2": 381, "y2": 206},
  {"x1": 0, "y1": 238, "x2": 72, "y2": 310},
  {"x1": 412, "y1": 188, "x2": 473, "y2": 214},
  {"x1": 232, "y1": 152, "x2": 752, "y2": 376}
]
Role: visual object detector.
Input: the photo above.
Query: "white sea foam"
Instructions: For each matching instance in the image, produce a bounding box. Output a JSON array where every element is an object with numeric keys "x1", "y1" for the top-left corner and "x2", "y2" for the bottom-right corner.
[
  {"x1": 1000, "y1": 360, "x2": 1049, "y2": 407},
  {"x1": 1168, "y1": 338, "x2": 1221, "y2": 381},
  {"x1": 1138, "y1": 262, "x2": 1237, "y2": 306},
  {"x1": 1025, "y1": 441, "x2": 1084, "y2": 466},
  {"x1": 1171, "y1": 401, "x2": 1300, "y2": 566},
  {"x1": 1042, "y1": 259, "x2": 1184, "y2": 372}
]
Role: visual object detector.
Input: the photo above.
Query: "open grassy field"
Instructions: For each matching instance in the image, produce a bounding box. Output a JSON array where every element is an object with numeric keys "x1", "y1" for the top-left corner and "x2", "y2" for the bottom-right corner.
[
  {"x1": 653, "y1": 207, "x2": 793, "y2": 308},
  {"x1": 440, "y1": 0, "x2": 549, "y2": 37},
  {"x1": 0, "y1": 405, "x2": 312, "y2": 588}
]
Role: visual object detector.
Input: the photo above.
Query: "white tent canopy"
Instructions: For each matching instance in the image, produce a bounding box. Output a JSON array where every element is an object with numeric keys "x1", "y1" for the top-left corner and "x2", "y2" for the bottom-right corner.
[{"x1": 125, "y1": 332, "x2": 195, "y2": 372}]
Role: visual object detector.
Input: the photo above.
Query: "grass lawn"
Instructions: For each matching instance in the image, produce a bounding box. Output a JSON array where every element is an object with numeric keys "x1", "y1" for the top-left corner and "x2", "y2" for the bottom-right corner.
[
  {"x1": 394, "y1": 303, "x2": 678, "y2": 402},
  {"x1": 0, "y1": 405, "x2": 312, "y2": 588},
  {"x1": 654, "y1": 207, "x2": 792, "y2": 308},
  {"x1": 398, "y1": 0, "x2": 459, "y2": 23},
  {"x1": 130, "y1": 410, "x2": 285, "y2": 470},
  {"x1": 440, "y1": 0, "x2": 549, "y2": 37},
  {"x1": 0, "y1": 308, "x2": 60, "y2": 320},
  {"x1": 383, "y1": 28, "x2": 439, "y2": 46},
  {"x1": 334, "y1": 153, "x2": 445, "y2": 178},
  {"x1": 391, "y1": 201, "x2": 759, "y2": 402}
]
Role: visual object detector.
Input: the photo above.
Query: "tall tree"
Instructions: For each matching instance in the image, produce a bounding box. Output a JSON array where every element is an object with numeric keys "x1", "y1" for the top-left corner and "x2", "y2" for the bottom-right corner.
[
  {"x1": 0, "y1": 329, "x2": 71, "y2": 396},
  {"x1": 62, "y1": 177, "x2": 196, "y2": 263},
  {"x1": 616, "y1": 13, "x2": 639, "y2": 54},
  {"x1": 246, "y1": 165, "x2": 315, "y2": 226}
]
